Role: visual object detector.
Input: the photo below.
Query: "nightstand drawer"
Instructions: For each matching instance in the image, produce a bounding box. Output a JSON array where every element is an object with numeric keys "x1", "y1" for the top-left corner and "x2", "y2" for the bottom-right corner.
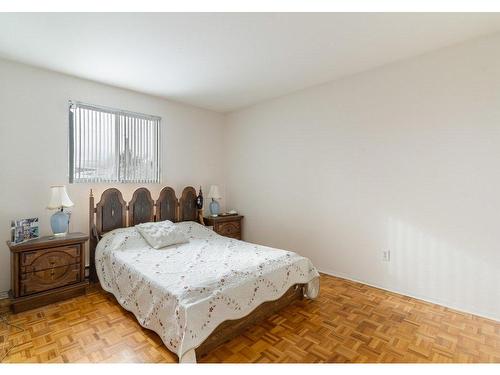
[
  {"x1": 216, "y1": 222, "x2": 241, "y2": 237},
  {"x1": 20, "y1": 245, "x2": 81, "y2": 273},
  {"x1": 20, "y1": 263, "x2": 81, "y2": 296},
  {"x1": 204, "y1": 215, "x2": 243, "y2": 240}
]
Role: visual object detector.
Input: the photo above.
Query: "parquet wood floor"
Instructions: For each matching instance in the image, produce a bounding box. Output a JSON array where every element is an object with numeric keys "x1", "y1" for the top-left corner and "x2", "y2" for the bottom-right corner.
[{"x1": 1, "y1": 274, "x2": 499, "y2": 363}]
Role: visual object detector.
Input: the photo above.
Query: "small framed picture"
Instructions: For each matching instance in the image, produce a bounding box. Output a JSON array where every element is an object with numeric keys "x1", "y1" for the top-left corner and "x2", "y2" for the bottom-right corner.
[{"x1": 10, "y1": 217, "x2": 40, "y2": 244}]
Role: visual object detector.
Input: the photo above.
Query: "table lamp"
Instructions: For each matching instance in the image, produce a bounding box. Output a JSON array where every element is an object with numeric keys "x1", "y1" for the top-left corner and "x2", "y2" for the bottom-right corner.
[
  {"x1": 208, "y1": 185, "x2": 221, "y2": 217},
  {"x1": 47, "y1": 185, "x2": 74, "y2": 236}
]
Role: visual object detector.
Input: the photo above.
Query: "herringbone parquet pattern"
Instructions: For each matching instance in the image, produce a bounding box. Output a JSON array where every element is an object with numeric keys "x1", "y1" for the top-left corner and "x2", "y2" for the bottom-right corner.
[{"x1": 1, "y1": 274, "x2": 499, "y2": 363}]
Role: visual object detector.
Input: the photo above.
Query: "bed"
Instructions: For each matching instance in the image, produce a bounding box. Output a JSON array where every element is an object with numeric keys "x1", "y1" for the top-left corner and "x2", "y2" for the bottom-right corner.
[{"x1": 89, "y1": 186, "x2": 319, "y2": 363}]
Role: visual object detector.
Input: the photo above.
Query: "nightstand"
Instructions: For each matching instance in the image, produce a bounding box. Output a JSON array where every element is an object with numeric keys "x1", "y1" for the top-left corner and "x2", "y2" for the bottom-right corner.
[
  {"x1": 204, "y1": 215, "x2": 243, "y2": 240},
  {"x1": 7, "y1": 232, "x2": 89, "y2": 313}
]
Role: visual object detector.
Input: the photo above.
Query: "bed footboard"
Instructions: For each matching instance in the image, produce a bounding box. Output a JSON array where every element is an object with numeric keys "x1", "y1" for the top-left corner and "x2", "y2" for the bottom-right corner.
[{"x1": 194, "y1": 283, "x2": 306, "y2": 360}]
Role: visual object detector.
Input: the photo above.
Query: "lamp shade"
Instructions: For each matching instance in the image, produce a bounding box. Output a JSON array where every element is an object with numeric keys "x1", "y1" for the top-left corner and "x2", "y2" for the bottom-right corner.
[
  {"x1": 208, "y1": 185, "x2": 222, "y2": 199},
  {"x1": 47, "y1": 185, "x2": 74, "y2": 209}
]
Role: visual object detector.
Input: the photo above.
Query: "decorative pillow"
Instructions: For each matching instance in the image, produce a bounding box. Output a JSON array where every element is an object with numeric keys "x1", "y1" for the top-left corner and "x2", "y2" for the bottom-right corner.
[{"x1": 135, "y1": 220, "x2": 189, "y2": 249}]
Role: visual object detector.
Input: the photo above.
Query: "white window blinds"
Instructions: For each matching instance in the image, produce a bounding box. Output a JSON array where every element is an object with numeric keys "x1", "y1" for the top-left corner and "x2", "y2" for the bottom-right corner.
[{"x1": 69, "y1": 101, "x2": 161, "y2": 183}]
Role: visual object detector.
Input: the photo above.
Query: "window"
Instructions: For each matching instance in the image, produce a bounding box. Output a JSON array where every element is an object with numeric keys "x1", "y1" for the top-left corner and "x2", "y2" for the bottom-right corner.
[{"x1": 69, "y1": 101, "x2": 161, "y2": 183}]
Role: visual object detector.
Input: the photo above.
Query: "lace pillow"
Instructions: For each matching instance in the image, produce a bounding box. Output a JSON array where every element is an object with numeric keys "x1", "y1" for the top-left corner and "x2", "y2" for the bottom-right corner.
[{"x1": 135, "y1": 220, "x2": 189, "y2": 249}]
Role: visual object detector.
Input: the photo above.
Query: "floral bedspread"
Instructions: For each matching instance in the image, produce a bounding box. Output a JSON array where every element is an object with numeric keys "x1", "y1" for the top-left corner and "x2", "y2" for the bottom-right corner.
[{"x1": 95, "y1": 221, "x2": 319, "y2": 360}]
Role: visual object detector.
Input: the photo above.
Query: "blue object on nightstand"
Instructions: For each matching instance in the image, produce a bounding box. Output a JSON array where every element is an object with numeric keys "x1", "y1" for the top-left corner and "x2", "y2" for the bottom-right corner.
[
  {"x1": 47, "y1": 185, "x2": 74, "y2": 236},
  {"x1": 51, "y1": 210, "x2": 70, "y2": 236},
  {"x1": 209, "y1": 199, "x2": 220, "y2": 216},
  {"x1": 208, "y1": 185, "x2": 222, "y2": 217}
]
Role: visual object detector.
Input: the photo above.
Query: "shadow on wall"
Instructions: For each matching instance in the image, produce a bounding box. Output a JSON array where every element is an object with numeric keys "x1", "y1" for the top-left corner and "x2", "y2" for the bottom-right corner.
[{"x1": 386, "y1": 216, "x2": 497, "y2": 318}]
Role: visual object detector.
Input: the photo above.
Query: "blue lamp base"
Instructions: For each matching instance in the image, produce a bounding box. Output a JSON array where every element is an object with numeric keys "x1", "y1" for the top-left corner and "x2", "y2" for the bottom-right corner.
[
  {"x1": 209, "y1": 200, "x2": 220, "y2": 217},
  {"x1": 51, "y1": 210, "x2": 70, "y2": 236}
]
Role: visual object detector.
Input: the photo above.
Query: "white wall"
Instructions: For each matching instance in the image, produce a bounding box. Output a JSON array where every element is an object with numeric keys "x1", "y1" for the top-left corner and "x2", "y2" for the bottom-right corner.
[
  {"x1": 224, "y1": 33, "x2": 500, "y2": 321},
  {"x1": 0, "y1": 59, "x2": 226, "y2": 295}
]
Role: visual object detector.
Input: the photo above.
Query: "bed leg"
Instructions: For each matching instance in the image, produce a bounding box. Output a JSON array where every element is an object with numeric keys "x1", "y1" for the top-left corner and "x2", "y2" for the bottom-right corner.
[
  {"x1": 304, "y1": 276, "x2": 320, "y2": 299},
  {"x1": 179, "y1": 348, "x2": 197, "y2": 363}
]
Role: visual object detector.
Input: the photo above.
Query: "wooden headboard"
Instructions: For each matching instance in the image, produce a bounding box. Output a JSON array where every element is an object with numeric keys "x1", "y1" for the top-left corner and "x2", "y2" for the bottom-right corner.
[{"x1": 88, "y1": 186, "x2": 202, "y2": 282}]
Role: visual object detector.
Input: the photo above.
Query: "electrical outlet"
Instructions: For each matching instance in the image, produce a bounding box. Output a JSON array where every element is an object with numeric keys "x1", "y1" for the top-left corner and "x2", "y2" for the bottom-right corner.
[{"x1": 382, "y1": 250, "x2": 391, "y2": 262}]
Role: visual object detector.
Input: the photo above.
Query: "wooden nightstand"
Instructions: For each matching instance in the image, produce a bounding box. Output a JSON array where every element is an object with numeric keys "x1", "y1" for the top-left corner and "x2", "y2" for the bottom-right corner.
[
  {"x1": 7, "y1": 232, "x2": 89, "y2": 313},
  {"x1": 204, "y1": 215, "x2": 243, "y2": 240}
]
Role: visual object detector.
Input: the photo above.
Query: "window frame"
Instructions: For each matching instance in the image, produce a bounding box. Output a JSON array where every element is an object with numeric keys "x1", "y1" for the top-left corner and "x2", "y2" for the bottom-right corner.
[{"x1": 68, "y1": 101, "x2": 162, "y2": 184}]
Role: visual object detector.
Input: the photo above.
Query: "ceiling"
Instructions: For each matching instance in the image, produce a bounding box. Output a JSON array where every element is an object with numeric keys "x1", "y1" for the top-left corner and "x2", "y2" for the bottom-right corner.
[{"x1": 1, "y1": 13, "x2": 500, "y2": 112}]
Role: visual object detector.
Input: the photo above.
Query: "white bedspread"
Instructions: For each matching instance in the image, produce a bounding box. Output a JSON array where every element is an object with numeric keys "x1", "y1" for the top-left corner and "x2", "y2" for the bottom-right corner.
[{"x1": 95, "y1": 221, "x2": 319, "y2": 360}]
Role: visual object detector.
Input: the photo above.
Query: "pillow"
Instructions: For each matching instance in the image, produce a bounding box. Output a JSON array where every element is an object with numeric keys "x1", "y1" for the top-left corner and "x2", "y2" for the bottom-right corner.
[{"x1": 135, "y1": 220, "x2": 188, "y2": 249}]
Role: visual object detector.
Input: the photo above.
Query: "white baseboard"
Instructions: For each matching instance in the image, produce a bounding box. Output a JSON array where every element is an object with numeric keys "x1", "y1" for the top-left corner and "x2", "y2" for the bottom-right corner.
[
  {"x1": 318, "y1": 268, "x2": 500, "y2": 323},
  {"x1": 0, "y1": 291, "x2": 9, "y2": 300}
]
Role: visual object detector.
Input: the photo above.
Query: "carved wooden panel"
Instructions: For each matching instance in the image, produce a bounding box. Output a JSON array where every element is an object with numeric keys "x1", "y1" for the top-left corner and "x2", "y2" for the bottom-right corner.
[
  {"x1": 179, "y1": 186, "x2": 198, "y2": 222},
  {"x1": 197, "y1": 284, "x2": 304, "y2": 357},
  {"x1": 20, "y1": 264, "x2": 81, "y2": 296},
  {"x1": 129, "y1": 188, "x2": 155, "y2": 225},
  {"x1": 95, "y1": 188, "x2": 127, "y2": 234},
  {"x1": 156, "y1": 187, "x2": 178, "y2": 222},
  {"x1": 216, "y1": 222, "x2": 241, "y2": 239},
  {"x1": 21, "y1": 245, "x2": 81, "y2": 273},
  {"x1": 203, "y1": 216, "x2": 243, "y2": 240}
]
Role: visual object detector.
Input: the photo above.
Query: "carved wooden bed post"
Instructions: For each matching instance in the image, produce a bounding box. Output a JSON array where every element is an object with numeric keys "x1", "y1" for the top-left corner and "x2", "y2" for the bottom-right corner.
[{"x1": 89, "y1": 189, "x2": 98, "y2": 282}]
